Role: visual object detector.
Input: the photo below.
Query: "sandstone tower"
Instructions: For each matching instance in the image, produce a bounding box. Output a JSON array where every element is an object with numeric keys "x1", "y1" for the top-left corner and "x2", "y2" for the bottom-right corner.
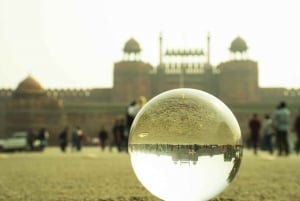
[
  {"x1": 113, "y1": 38, "x2": 153, "y2": 103},
  {"x1": 217, "y1": 37, "x2": 259, "y2": 104}
]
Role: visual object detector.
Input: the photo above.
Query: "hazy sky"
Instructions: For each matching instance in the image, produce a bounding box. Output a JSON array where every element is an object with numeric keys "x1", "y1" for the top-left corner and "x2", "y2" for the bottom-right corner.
[{"x1": 0, "y1": 0, "x2": 299, "y2": 89}]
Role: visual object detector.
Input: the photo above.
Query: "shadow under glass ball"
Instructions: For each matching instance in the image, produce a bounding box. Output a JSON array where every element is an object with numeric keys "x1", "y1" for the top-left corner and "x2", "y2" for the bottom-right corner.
[{"x1": 128, "y1": 88, "x2": 243, "y2": 201}]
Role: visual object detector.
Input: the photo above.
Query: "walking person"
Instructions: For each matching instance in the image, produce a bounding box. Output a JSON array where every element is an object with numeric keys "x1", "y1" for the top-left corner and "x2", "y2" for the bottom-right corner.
[
  {"x1": 127, "y1": 96, "x2": 147, "y2": 122},
  {"x1": 98, "y1": 126, "x2": 108, "y2": 151},
  {"x1": 112, "y1": 119, "x2": 125, "y2": 152},
  {"x1": 27, "y1": 129, "x2": 35, "y2": 151},
  {"x1": 71, "y1": 126, "x2": 84, "y2": 152},
  {"x1": 126, "y1": 100, "x2": 137, "y2": 131},
  {"x1": 293, "y1": 110, "x2": 300, "y2": 154},
  {"x1": 261, "y1": 114, "x2": 274, "y2": 154},
  {"x1": 272, "y1": 101, "x2": 290, "y2": 156},
  {"x1": 38, "y1": 128, "x2": 50, "y2": 150},
  {"x1": 118, "y1": 118, "x2": 127, "y2": 152},
  {"x1": 59, "y1": 126, "x2": 69, "y2": 152},
  {"x1": 249, "y1": 113, "x2": 261, "y2": 155},
  {"x1": 76, "y1": 126, "x2": 84, "y2": 151}
]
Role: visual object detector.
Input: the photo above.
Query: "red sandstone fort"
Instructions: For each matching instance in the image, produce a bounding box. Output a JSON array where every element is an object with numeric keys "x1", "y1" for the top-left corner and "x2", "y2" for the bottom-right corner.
[{"x1": 0, "y1": 34, "x2": 299, "y2": 144}]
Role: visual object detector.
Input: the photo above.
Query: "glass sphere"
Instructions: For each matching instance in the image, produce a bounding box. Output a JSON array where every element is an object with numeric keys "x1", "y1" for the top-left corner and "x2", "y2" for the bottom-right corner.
[{"x1": 128, "y1": 88, "x2": 243, "y2": 201}]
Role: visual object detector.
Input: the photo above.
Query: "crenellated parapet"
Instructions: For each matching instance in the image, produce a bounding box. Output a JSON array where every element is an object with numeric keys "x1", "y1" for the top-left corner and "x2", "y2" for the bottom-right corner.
[
  {"x1": 260, "y1": 87, "x2": 300, "y2": 104},
  {"x1": 0, "y1": 89, "x2": 13, "y2": 99},
  {"x1": 161, "y1": 47, "x2": 207, "y2": 73},
  {"x1": 163, "y1": 63, "x2": 206, "y2": 74},
  {"x1": 165, "y1": 48, "x2": 204, "y2": 56},
  {"x1": 46, "y1": 88, "x2": 92, "y2": 98},
  {"x1": 283, "y1": 88, "x2": 300, "y2": 97}
]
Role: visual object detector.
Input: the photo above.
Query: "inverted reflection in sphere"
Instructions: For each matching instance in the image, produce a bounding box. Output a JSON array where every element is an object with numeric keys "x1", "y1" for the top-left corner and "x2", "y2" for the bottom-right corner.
[{"x1": 129, "y1": 88, "x2": 243, "y2": 201}]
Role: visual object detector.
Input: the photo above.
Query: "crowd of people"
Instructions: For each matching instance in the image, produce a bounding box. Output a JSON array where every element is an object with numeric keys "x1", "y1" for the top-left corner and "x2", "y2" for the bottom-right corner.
[
  {"x1": 56, "y1": 98, "x2": 300, "y2": 156},
  {"x1": 57, "y1": 96, "x2": 147, "y2": 153},
  {"x1": 58, "y1": 126, "x2": 85, "y2": 152},
  {"x1": 24, "y1": 128, "x2": 50, "y2": 151},
  {"x1": 248, "y1": 101, "x2": 300, "y2": 156}
]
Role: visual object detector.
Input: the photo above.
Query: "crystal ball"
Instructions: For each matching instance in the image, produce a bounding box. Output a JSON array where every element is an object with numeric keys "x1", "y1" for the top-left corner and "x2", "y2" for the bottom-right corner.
[{"x1": 128, "y1": 88, "x2": 243, "y2": 201}]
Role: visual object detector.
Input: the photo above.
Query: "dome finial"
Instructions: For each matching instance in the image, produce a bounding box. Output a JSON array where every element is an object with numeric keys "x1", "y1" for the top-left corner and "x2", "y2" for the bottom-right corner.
[
  {"x1": 123, "y1": 38, "x2": 142, "y2": 61},
  {"x1": 123, "y1": 38, "x2": 141, "y2": 54},
  {"x1": 229, "y1": 36, "x2": 248, "y2": 60},
  {"x1": 229, "y1": 36, "x2": 248, "y2": 53}
]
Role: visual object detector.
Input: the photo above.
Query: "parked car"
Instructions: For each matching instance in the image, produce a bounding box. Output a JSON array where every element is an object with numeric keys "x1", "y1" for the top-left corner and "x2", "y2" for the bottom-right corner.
[{"x1": 0, "y1": 131, "x2": 43, "y2": 152}]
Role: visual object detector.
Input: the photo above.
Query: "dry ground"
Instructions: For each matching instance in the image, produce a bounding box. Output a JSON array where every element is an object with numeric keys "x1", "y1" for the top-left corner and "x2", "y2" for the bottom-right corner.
[{"x1": 0, "y1": 147, "x2": 299, "y2": 201}]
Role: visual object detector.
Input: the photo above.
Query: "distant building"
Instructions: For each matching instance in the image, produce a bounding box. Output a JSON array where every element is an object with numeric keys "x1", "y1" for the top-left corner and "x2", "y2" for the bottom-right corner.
[
  {"x1": 2, "y1": 76, "x2": 64, "y2": 144},
  {"x1": 0, "y1": 34, "x2": 299, "y2": 142},
  {"x1": 110, "y1": 34, "x2": 300, "y2": 105}
]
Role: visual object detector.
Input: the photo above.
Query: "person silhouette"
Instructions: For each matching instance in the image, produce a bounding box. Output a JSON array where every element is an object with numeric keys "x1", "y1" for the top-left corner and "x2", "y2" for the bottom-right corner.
[
  {"x1": 261, "y1": 114, "x2": 274, "y2": 154},
  {"x1": 59, "y1": 126, "x2": 69, "y2": 152},
  {"x1": 293, "y1": 109, "x2": 300, "y2": 154},
  {"x1": 249, "y1": 113, "x2": 261, "y2": 155},
  {"x1": 98, "y1": 126, "x2": 108, "y2": 151},
  {"x1": 272, "y1": 101, "x2": 290, "y2": 156}
]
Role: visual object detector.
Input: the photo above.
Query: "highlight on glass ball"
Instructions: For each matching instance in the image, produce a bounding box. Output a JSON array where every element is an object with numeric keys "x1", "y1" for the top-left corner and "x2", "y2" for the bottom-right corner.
[{"x1": 128, "y1": 88, "x2": 243, "y2": 201}]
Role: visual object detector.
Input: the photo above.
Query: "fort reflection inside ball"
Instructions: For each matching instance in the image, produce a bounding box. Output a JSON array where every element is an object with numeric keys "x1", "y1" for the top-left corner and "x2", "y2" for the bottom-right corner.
[{"x1": 128, "y1": 88, "x2": 243, "y2": 201}]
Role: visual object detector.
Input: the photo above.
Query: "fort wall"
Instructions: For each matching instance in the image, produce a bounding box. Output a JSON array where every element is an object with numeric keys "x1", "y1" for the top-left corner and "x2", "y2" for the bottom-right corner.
[{"x1": 1, "y1": 36, "x2": 300, "y2": 146}]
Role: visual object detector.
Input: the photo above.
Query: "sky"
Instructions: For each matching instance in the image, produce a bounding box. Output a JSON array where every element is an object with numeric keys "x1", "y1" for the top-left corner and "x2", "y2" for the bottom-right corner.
[{"x1": 0, "y1": 0, "x2": 299, "y2": 89}]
